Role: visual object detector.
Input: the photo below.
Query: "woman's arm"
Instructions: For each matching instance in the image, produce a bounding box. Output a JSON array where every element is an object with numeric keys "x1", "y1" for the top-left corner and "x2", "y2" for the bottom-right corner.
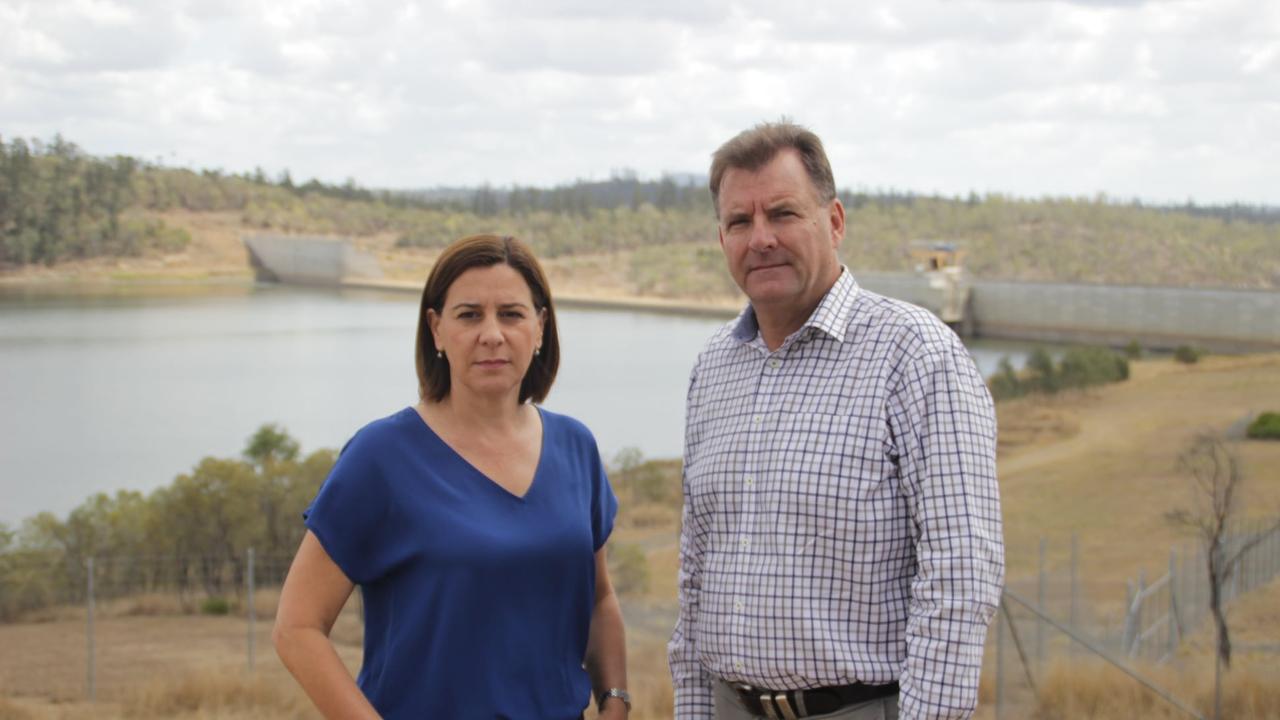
[
  {"x1": 585, "y1": 546, "x2": 629, "y2": 719},
  {"x1": 273, "y1": 530, "x2": 382, "y2": 720}
]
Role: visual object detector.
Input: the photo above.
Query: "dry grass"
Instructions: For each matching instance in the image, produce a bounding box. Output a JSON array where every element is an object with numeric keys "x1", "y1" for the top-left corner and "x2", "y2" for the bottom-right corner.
[
  {"x1": 1032, "y1": 660, "x2": 1280, "y2": 719},
  {"x1": 997, "y1": 353, "x2": 1280, "y2": 589},
  {"x1": 121, "y1": 666, "x2": 314, "y2": 719},
  {"x1": 0, "y1": 696, "x2": 34, "y2": 720},
  {"x1": 8, "y1": 589, "x2": 284, "y2": 625}
]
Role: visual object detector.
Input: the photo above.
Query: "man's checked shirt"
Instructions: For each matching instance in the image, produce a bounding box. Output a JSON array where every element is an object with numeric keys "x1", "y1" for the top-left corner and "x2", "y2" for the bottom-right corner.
[{"x1": 668, "y1": 269, "x2": 1004, "y2": 719}]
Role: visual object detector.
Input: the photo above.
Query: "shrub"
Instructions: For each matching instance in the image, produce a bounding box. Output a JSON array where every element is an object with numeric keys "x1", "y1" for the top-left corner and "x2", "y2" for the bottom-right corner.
[
  {"x1": 1247, "y1": 412, "x2": 1280, "y2": 440},
  {"x1": 987, "y1": 346, "x2": 1130, "y2": 403},
  {"x1": 1124, "y1": 339, "x2": 1143, "y2": 359},
  {"x1": 200, "y1": 596, "x2": 231, "y2": 615},
  {"x1": 1025, "y1": 347, "x2": 1059, "y2": 394},
  {"x1": 607, "y1": 543, "x2": 650, "y2": 596},
  {"x1": 1174, "y1": 345, "x2": 1203, "y2": 364},
  {"x1": 1059, "y1": 347, "x2": 1129, "y2": 390},
  {"x1": 987, "y1": 357, "x2": 1024, "y2": 401}
]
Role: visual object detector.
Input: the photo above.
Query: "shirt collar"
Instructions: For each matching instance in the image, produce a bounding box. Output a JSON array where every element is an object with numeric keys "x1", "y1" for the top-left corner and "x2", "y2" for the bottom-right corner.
[{"x1": 731, "y1": 268, "x2": 860, "y2": 345}]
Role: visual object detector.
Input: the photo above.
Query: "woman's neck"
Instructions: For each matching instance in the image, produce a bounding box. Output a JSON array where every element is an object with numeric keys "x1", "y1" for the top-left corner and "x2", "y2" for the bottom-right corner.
[{"x1": 420, "y1": 389, "x2": 531, "y2": 437}]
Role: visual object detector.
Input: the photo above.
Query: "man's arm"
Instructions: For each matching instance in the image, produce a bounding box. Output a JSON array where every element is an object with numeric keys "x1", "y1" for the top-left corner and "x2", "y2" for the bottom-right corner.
[
  {"x1": 893, "y1": 340, "x2": 1004, "y2": 719},
  {"x1": 668, "y1": 365, "x2": 715, "y2": 719}
]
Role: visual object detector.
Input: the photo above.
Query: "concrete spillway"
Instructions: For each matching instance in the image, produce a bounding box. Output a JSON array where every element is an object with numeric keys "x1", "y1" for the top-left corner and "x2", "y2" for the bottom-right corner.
[{"x1": 243, "y1": 234, "x2": 383, "y2": 285}]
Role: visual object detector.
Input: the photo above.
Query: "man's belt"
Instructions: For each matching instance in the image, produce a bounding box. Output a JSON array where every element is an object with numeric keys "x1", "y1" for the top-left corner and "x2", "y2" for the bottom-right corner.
[{"x1": 730, "y1": 680, "x2": 899, "y2": 719}]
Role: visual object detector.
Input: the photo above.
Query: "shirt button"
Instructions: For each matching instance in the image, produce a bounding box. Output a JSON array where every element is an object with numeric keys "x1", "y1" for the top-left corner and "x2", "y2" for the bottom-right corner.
[
  {"x1": 734, "y1": 661, "x2": 744, "y2": 671},
  {"x1": 744, "y1": 477, "x2": 754, "y2": 487},
  {"x1": 752, "y1": 414, "x2": 763, "y2": 425},
  {"x1": 740, "y1": 537, "x2": 750, "y2": 549},
  {"x1": 734, "y1": 599, "x2": 744, "y2": 612},
  {"x1": 768, "y1": 359, "x2": 781, "y2": 369}
]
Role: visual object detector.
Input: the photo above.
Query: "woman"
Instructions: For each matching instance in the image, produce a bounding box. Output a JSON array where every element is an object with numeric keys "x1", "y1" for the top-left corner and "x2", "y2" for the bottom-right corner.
[{"x1": 274, "y1": 234, "x2": 629, "y2": 719}]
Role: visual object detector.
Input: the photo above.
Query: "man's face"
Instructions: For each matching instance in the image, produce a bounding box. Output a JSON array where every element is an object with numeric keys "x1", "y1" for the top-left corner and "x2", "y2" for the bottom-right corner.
[{"x1": 717, "y1": 149, "x2": 845, "y2": 315}]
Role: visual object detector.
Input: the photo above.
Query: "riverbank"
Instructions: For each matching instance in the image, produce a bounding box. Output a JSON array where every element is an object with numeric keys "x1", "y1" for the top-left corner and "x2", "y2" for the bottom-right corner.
[{"x1": 0, "y1": 210, "x2": 747, "y2": 319}]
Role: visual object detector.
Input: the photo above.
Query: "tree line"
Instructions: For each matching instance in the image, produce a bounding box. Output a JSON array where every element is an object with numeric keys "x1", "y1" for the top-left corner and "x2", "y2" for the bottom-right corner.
[
  {"x1": 0, "y1": 135, "x2": 190, "y2": 265},
  {"x1": 0, "y1": 426, "x2": 334, "y2": 620},
  {"x1": 2, "y1": 134, "x2": 1278, "y2": 289}
]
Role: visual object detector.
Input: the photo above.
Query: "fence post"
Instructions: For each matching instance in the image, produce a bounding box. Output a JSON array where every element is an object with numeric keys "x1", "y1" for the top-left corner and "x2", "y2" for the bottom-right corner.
[
  {"x1": 247, "y1": 547, "x2": 256, "y2": 672},
  {"x1": 1123, "y1": 579, "x2": 1135, "y2": 654},
  {"x1": 86, "y1": 556, "x2": 95, "y2": 702},
  {"x1": 996, "y1": 601, "x2": 1005, "y2": 720},
  {"x1": 1037, "y1": 537, "x2": 1046, "y2": 672},
  {"x1": 1168, "y1": 550, "x2": 1180, "y2": 657},
  {"x1": 1070, "y1": 532, "x2": 1079, "y2": 658},
  {"x1": 1141, "y1": 566, "x2": 1152, "y2": 655}
]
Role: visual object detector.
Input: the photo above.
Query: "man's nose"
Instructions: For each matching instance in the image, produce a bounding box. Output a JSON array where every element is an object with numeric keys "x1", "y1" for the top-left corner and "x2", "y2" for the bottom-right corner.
[{"x1": 748, "y1": 218, "x2": 778, "y2": 252}]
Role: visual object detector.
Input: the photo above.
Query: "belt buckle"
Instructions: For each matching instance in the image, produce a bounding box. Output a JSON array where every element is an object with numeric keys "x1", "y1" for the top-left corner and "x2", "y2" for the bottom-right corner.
[{"x1": 733, "y1": 683, "x2": 799, "y2": 720}]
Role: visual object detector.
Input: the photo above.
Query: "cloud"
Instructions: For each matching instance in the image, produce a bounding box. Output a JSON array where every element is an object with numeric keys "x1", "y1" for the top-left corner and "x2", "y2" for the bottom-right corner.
[{"x1": 0, "y1": 0, "x2": 1276, "y2": 203}]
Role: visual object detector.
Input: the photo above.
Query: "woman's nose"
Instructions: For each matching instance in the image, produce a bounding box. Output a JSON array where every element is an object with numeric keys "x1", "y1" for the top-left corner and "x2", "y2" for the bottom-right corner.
[{"x1": 478, "y1": 315, "x2": 504, "y2": 344}]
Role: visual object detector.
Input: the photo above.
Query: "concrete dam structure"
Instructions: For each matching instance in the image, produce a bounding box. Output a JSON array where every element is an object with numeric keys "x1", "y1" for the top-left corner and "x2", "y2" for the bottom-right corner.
[
  {"x1": 244, "y1": 234, "x2": 383, "y2": 285},
  {"x1": 242, "y1": 234, "x2": 1279, "y2": 352}
]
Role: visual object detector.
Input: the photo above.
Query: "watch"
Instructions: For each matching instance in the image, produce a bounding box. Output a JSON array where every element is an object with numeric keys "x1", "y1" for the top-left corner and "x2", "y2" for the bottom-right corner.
[{"x1": 597, "y1": 688, "x2": 631, "y2": 712}]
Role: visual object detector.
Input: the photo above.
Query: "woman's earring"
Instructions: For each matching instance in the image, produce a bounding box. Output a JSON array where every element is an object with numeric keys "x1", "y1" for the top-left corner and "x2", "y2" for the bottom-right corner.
[
  {"x1": 534, "y1": 347, "x2": 541, "y2": 357},
  {"x1": 436, "y1": 350, "x2": 443, "y2": 359}
]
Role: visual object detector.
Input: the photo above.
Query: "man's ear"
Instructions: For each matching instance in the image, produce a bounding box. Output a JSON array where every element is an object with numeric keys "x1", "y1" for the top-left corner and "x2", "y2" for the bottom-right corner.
[{"x1": 829, "y1": 198, "x2": 846, "y2": 252}]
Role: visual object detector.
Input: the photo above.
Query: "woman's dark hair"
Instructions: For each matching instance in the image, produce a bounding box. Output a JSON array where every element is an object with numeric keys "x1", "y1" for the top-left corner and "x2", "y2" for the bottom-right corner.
[{"x1": 414, "y1": 234, "x2": 559, "y2": 404}]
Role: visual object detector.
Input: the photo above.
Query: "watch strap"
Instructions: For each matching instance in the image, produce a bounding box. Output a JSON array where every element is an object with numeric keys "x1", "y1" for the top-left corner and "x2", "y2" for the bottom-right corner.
[{"x1": 598, "y1": 687, "x2": 631, "y2": 711}]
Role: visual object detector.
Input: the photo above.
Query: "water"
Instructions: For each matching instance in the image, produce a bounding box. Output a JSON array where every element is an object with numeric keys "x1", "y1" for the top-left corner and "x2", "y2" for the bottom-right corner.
[{"x1": 0, "y1": 283, "x2": 1040, "y2": 526}]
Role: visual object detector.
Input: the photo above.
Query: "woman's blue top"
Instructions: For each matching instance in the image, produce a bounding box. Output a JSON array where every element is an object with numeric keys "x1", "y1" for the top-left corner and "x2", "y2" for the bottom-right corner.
[{"x1": 305, "y1": 406, "x2": 618, "y2": 719}]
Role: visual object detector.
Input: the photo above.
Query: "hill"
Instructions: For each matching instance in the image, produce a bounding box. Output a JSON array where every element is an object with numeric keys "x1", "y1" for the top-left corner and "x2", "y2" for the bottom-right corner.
[{"x1": 3, "y1": 135, "x2": 1279, "y2": 296}]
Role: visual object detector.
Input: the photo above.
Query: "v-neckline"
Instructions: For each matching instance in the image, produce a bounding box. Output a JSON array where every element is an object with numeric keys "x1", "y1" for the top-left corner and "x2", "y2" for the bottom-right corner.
[{"x1": 410, "y1": 405, "x2": 546, "y2": 502}]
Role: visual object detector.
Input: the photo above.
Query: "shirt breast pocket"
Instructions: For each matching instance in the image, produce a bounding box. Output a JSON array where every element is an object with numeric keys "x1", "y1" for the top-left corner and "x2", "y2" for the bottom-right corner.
[{"x1": 770, "y1": 412, "x2": 895, "y2": 558}]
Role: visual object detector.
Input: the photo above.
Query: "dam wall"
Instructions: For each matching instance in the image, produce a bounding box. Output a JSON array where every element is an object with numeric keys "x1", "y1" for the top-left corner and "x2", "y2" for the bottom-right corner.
[
  {"x1": 969, "y1": 280, "x2": 1280, "y2": 352},
  {"x1": 243, "y1": 234, "x2": 382, "y2": 284}
]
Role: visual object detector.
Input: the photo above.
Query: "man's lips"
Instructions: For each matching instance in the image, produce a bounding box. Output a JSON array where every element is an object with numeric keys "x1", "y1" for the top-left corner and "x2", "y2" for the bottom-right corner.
[{"x1": 747, "y1": 261, "x2": 789, "y2": 274}]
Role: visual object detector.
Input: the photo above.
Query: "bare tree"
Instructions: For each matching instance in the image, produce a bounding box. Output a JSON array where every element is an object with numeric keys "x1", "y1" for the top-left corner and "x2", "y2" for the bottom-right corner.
[
  {"x1": 1164, "y1": 433, "x2": 1280, "y2": 719},
  {"x1": 1166, "y1": 434, "x2": 1242, "y2": 674}
]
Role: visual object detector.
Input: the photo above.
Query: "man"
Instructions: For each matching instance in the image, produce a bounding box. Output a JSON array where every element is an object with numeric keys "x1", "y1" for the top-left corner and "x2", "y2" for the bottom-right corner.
[{"x1": 669, "y1": 121, "x2": 1003, "y2": 720}]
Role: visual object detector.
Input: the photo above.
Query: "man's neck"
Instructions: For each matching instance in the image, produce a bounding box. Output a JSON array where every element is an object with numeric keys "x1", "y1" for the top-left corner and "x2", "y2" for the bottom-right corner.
[{"x1": 753, "y1": 272, "x2": 841, "y2": 351}]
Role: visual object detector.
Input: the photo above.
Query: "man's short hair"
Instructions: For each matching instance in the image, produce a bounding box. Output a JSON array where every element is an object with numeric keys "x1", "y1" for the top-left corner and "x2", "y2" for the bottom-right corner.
[
  {"x1": 414, "y1": 234, "x2": 560, "y2": 404},
  {"x1": 709, "y1": 120, "x2": 837, "y2": 218}
]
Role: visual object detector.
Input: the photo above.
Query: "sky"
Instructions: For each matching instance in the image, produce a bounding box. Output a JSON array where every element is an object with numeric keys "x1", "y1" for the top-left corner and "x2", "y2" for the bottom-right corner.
[{"x1": 1, "y1": 0, "x2": 1277, "y2": 204}]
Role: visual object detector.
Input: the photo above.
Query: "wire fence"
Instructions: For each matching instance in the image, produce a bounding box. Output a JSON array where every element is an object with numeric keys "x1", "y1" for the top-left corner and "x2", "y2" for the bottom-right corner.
[
  {"x1": 993, "y1": 517, "x2": 1280, "y2": 719},
  {"x1": 3, "y1": 523, "x2": 1278, "y2": 713},
  {"x1": 1121, "y1": 518, "x2": 1280, "y2": 663},
  {"x1": 0, "y1": 549, "x2": 298, "y2": 703}
]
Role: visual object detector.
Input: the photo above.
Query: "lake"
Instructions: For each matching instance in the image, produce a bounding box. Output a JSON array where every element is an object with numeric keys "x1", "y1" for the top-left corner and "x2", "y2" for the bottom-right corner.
[{"x1": 0, "y1": 283, "x2": 1041, "y2": 526}]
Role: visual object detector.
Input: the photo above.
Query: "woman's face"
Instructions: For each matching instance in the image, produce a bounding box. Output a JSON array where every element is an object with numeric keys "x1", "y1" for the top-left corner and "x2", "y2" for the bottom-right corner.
[{"x1": 428, "y1": 263, "x2": 546, "y2": 403}]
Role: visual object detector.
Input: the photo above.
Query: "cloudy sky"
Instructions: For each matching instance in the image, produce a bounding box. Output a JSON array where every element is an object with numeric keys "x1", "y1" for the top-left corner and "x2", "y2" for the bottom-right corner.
[{"x1": 2, "y1": 0, "x2": 1277, "y2": 204}]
